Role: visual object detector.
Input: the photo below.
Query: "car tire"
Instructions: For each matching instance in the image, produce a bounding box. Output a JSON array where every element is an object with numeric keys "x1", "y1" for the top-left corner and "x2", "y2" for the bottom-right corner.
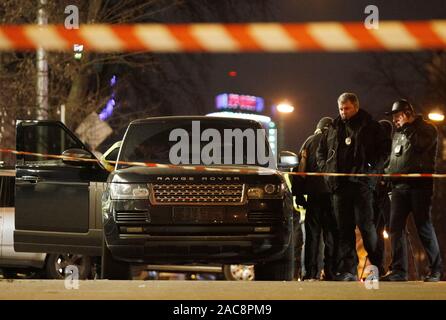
[
  {"x1": 223, "y1": 265, "x2": 255, "y2": 281},
  {"x1": 101, "y1": 240, "x2": 131, "y2": 280},
  {"x1": 1, "y1": 268, "x2": 18, "y2": 279},
  {"x1": 254, "y1": 234, "x2": 295, "y2": 281},
  {"x1": 45, "y1": 253, "x2": 92, "y2": 280}
]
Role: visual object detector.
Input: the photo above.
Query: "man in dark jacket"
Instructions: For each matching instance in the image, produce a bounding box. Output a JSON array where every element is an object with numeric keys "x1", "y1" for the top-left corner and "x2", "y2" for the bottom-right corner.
[
  {"x1": 317, "y1": 92, "x2": 388, "y2": 281},
  {"x1": 381, "y1": 99, "x2": 443, "y2": 282},
  {"x1": 293, "y1": 117, "x2": 337, "y2": 280}
]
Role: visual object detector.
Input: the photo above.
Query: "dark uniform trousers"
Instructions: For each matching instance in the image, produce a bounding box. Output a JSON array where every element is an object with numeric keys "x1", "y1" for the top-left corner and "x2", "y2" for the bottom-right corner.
[
  {"x1": 373, "y1": 185, "x2": 391, "y2": 262},
  {"x1": 390, "y1": 186, "x2": 443, "y2": 275},
  {"x1": 332, "y1": 182, "x2": 383, "y2": 276},
  {"x1": 304, "y1": 192, "x2": 337, "y2": 279}
]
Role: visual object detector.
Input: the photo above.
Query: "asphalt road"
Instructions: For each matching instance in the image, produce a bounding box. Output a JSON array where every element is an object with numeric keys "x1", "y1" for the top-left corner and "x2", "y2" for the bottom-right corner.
[{"x1": 0, "y1": 280, "x2": 445, "y2": 300}]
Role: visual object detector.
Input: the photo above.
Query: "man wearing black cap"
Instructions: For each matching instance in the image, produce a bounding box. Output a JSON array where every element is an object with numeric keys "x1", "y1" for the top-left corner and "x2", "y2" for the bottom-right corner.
[
  {"x1": 293, "y1": 117, "x2": 337, "y2": 280},
  {"x1": 317, "y1": 92, "x2": 388, "y2": 281},
  {"x1": 381, "y1": 99, "x2": 443, "y2": 282}
]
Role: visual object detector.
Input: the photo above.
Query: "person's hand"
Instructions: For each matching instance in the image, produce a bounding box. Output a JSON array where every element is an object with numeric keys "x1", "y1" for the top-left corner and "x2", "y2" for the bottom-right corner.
[{"x1": 393, "y1": 112, "x2": 410, "y2": 129}]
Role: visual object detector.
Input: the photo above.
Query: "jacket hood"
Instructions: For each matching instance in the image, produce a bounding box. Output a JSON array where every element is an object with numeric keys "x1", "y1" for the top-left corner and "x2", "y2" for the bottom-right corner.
[{"x1": 315, "y1": 117, "x2": 333, "y2": 133}]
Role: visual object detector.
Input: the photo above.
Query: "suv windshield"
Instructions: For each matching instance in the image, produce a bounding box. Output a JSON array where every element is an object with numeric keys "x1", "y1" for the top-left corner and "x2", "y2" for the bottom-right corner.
[{"x1": 117, "y1": 118, "x2": 274, "y2": 169}]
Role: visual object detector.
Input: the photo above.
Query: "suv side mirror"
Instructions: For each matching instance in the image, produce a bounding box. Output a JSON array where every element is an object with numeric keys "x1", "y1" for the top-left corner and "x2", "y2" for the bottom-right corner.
[
  {"x1": 278, "y1": 151, "x2": 298, "y2": 170},
  {"x1": 62, "y1": 148, "x2": 93, "y2": 166}
]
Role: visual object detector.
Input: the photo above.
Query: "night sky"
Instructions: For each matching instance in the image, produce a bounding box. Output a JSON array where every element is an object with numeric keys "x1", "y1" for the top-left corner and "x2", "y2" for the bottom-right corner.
[{"x1": 174, "y1": 0, "x2": 446, "y2": 152}]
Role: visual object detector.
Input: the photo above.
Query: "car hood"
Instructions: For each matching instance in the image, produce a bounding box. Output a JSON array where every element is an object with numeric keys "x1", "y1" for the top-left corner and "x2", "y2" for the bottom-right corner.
[{"x1": 109, "y1": 165, "x2": 284, "y2": 184}]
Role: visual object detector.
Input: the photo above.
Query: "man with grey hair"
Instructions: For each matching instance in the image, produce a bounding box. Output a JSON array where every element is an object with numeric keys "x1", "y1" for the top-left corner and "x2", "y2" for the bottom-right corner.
[{"x1": 317, "y1": 92, "x2": 389, "y2": 281}]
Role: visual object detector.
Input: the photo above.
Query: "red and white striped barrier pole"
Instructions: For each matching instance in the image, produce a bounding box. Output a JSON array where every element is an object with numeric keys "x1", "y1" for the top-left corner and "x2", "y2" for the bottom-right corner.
[{"x1": 1, "y1": 21, "x2": 446, "y2": 52}]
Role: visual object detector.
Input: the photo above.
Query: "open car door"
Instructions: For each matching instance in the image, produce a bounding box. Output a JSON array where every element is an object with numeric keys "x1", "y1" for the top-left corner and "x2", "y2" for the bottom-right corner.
[{"x1": 14, "y1": 120, "x2": 109, "y2": 256}]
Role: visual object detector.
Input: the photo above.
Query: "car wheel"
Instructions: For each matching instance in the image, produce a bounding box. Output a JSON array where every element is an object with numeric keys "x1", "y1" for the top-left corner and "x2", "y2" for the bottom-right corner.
[
  {"x1": 101, "y1": 240, "x2": 131, "y2": 280},
  {"x1": 255, "y1": 234, "x2": 295, "y2": 281},
  {"x1": 1, "y1": 268, "x2": 18, "y2": 279},
  {"x1": 45, "y1": 253, "x2": 92, "y2": 280},
  {"x1": 223, "y1": 265, "x2": 255, "y2": 281}
]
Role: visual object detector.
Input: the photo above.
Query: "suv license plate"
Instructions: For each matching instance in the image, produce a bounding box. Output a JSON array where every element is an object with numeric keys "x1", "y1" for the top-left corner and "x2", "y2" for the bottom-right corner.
[{"x1": 172, "y1": 207, "x2": 225, "y2": 223}]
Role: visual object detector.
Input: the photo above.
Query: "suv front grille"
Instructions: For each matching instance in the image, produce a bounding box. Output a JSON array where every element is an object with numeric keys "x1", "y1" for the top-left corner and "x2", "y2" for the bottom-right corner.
[
  {"x1": 248, "y1": 212, "x2": 281, "y2": 223},
  {"x1": 115, "y1": 212, "x2": 148, "y2": 223},
  {"x1": 150, "y1": 183, "x2": 245, "y2": 205}
]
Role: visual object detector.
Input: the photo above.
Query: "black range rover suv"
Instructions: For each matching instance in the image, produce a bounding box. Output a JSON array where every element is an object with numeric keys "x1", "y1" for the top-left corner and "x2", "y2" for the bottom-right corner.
[{"x1": 14, "y1": 116, "x2": 297, "y2": 281}]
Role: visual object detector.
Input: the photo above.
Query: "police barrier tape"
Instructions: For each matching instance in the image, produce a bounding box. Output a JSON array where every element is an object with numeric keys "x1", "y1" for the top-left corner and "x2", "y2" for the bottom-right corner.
[
  {"x1": 0, "y1": 21, "x2": 446, "y2": 52},
  {"x1": 1, "y1": 148, "x2": 446, "y2": 178}
]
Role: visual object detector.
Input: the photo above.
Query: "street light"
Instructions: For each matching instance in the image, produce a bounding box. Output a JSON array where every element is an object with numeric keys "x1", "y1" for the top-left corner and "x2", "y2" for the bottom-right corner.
[
  {"x1": 276, "y1": 103, "x2": 295, "y2": 114},
  {"x1": 428, "y1": 110, "x2": 446, "y2": 162},
  {"x1": 276, "y1": 102, "x2": 294, "y2": 150},
  {"x1": 428, "y1": 111, "x2": 445, "y2": 122}
]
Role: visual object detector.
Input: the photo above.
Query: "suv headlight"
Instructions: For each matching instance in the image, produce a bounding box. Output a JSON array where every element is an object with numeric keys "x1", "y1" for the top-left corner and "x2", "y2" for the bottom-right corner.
[
  {"x1": 247, "y1": 183, "x2": 285, "y2": 199},
  {"x1": 110, "y1": 183, "x2": 149, "y2": 200}
]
